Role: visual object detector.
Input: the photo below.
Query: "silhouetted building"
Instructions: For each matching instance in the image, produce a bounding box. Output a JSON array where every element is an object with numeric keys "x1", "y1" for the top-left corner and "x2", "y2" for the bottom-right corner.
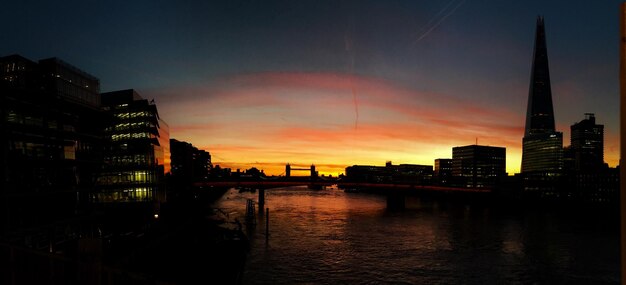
[
  {"x1": 345, "y1": 165, "x2": 389, "y2": 183},
  {"x1": 345, "y1": 162, "x2": 432, "y2": 184},
  {"x1": 566, "y1": 168, "x2": 619, "y2": 204},
  {"x1": 521, "y1": 17, "x2": 563, "y2": 174},
  {"x1": 387, "y1": 163, "x2": 433, "y2": 184},
  {"x1": 245, "y1": 167, "x2": 264, "y2": 177},
  {"x1": 452, "y1": 145, "x2": 506, "y2": 188},
  {"x1": 0, "y1": 54, "x2": 105, "y2": 231},
  {"x1": 95, "y1": 89, "x2": 170, "y2": 203},
  {"x1": 211, "y1": 165, "x2": 232, "y2": 178},
  {"x1": 39, "y1": 58, "x2": 101, "y2": 107},
  {"x1": 562, "y1": 145, "x2": 575, "y2": 172},
  {"x1": 570, "y1": 113, "x2": 604, "y2": 171},
  {"x1": 170, "y1": 139, "x2": 212, "y2": 183},
  {"x1": 1, "y1": 54, "x2": 39, "y2": 88},
  {"x1": 434, "y1": 158, "x2": 453, "y2": 185},
  {"x1": 561, "y1": 114, "x2": 617, "y2": 204}
]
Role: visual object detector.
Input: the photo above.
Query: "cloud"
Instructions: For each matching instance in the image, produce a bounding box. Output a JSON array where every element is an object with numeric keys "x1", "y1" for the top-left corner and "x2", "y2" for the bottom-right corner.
[{"x1": 142, "y1": 71, "x2": 616, "y2": 175}]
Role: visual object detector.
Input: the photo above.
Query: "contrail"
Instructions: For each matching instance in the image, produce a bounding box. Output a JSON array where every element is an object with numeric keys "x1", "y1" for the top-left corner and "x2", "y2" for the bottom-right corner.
[
  {"x1": 345, "y1": 32, "x2": 359, "y2": 130},
  {"x1": 349, "y1": 54, "x2": 359, "y2": 130},
  {"x1": 424, "y1": 0, "x2": 457, "y2": 28},
  {"x1": 413, "y1": 0, "x2": 466, "y2": 45}
]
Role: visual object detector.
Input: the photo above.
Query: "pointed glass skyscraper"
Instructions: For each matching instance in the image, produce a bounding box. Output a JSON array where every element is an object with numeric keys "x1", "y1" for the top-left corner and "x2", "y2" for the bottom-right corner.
[{"x1": 521, "y1": 17, "x2": 563, "y2": 173}]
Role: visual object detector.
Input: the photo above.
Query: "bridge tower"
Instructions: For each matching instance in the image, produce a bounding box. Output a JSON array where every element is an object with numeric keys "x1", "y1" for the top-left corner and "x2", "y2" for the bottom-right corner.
[
  {"x1": 310, "y1": 164, "x2": 318, "y2": 178},
  {"x1": 286, "y1": 164, "x2": 291, "y2": 177}
]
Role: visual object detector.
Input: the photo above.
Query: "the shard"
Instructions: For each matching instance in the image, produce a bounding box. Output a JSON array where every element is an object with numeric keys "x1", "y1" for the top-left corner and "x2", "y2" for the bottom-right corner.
[
  {"x1": 524, "y1": 16, "x2": 555, "y2": 136},
  {"x1": 521, "y1": 17, "x2": 563, "y2": 173}
]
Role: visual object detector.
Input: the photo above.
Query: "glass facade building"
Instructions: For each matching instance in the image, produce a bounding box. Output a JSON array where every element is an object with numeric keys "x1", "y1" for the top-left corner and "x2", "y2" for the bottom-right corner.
[
  {"x1": 39, "y1": 58, "x2": 101, "y2": 107},
  {"x1": 95, "y1": 90, "x2": 170, "y2": 203},
  {"x1": 0, "y1": 54, "x2": 105, "y2": 231},
  {"x1": 452, "y1": 145, "x2": 506, "y2": 188},
  {"x1": 522, "y1": 133, "x2": 563, "y2": 173}
]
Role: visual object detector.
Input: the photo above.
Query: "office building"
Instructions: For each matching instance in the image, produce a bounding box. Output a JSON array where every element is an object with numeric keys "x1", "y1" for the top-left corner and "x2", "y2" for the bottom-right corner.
[
  {"x1": 565, "y1": 113, "x2": 616, "y2": 203},
  {"x1": 345, "y1": 165, "x2": 389, "y2": 183},
  {"x1": 522, "y1": 133, "x2": 563, "y2": 173},
  {"x1": 386, "y1": 162, "x2": 433, "y2": 184},
  {"x1": 170, "y1": 138, "x2": 212, "y2": 183},
  {"x1": 452, "y1": 145, "x2": 506, "y2": 188},
  {"x1": 0, "y1": 54, "x2": 105, "y2": 231},
  {"x1": 521, "y1": 17, "x2": 563, "y2": 174},
  {"x1": 434, "y1": 158, "x2": 453, "y2": 185},
  {"x1": 95, "y1": 89, "x2": 170, "y2": 203},
  {"x1": 345, "y1": 162, "x2": 432, "y2": 184},
  {"x1": 570, "y1": 113, "x2": 604, "y2": 171}
]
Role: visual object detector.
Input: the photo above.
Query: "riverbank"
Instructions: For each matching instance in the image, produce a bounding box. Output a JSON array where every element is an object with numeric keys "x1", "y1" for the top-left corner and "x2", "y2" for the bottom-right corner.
[
  {"x1": 98, "y1": 186, "x2": 250, "y2": 284},
  {"x1": 0, "y1": 186, "x2": 250, "y2": 285}
]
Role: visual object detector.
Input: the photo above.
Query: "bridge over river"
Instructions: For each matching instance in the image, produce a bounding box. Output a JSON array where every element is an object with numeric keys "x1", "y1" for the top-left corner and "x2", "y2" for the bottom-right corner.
[{"x1": 193, "y1": 178, "x2": 491, "y2": 209}]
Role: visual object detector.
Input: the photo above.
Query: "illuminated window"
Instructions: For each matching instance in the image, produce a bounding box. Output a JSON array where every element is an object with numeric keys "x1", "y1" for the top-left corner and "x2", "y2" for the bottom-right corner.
[
  {"x1": 6, "y1": 110, "x2": 20, "y2": 123},
  {"x1": 64, "y1": 143, "x2": 76, "y2": 160}
]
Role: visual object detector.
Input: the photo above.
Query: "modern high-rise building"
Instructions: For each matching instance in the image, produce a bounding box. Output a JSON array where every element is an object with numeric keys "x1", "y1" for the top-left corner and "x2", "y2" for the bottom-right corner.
[
  {"x1": 564, "y1": 113, "x2": 616, "y2": 203},
  {"x1": 452, "y1": 145, "x2": 506, "y2": 188},
  {"x1": 521, "y1": 17, "x2": 563, "y2": 173},
  {"x1": 570, "y1": 113, "x2": 604, "y2": 171},
  {"x1": 0, "y1": 54, "x2": 105, "y2": 231},
  {"x1": 95, "y1": 89, "x2": 170, "y2": 203}
]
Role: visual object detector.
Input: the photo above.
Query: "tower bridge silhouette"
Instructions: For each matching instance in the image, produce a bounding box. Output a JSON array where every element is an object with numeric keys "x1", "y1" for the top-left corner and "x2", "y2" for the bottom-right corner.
[
  {"x1": 194, "y1": 164, "x2": 492, "y2": 209},
  {"x1": 285, "y1": 163, "x2": 317, "y2": 178}
]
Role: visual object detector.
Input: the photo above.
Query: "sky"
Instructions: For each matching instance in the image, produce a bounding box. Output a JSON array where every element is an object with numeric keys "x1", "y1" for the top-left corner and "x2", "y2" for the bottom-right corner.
[{"x1": 1, "y1": 0, "x2": 622, "y2": 175}]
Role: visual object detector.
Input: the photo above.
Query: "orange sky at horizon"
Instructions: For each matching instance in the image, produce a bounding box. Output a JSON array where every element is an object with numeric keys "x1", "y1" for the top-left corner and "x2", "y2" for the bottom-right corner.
[{"x1": 148, "y1": 72, "x2": 619, "y2": 176}]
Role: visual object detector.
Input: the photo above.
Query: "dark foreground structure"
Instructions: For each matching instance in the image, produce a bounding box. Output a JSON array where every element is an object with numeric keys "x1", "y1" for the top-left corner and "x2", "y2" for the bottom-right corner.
[
  {"x1": 0, "y1": 55, "x2": 105, "y2": 232},
  {"x1": 0, "y1": 195, "x2": 247, "y2": 285},
  {"x1": 0, "y1": 54, "x2": 246, "y2": 284}
]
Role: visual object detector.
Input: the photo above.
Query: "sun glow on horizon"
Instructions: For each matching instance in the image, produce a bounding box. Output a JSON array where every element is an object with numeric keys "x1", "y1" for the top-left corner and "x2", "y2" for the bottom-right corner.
[{"x1": 147, "y1": 72, "x2": 616, "y2": 177}]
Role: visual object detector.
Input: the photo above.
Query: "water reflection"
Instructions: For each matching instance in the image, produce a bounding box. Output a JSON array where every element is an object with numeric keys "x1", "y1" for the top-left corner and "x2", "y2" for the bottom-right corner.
[{"x1": 215, "y1": 186, "x2": 619, "y2": 284}]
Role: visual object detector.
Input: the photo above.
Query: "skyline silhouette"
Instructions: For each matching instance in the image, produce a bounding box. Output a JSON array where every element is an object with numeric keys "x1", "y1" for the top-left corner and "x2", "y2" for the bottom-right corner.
[
  {"x1": 0, "y1": 2, "x2": 622, "y2": 284},
  {"x1": 1, "y1": 1, "x2": 621, "y2": 176}
]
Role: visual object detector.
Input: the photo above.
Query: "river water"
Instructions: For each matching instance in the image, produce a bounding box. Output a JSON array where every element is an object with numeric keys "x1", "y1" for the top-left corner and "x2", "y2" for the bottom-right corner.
[{"x1": 214, "y1": 186, "x2": 619, "y2": 284}]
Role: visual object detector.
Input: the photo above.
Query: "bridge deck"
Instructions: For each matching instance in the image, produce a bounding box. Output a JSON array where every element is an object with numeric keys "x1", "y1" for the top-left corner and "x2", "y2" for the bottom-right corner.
[{"x1": 193, "y1": 181, "x2": 491, "y2": 193}]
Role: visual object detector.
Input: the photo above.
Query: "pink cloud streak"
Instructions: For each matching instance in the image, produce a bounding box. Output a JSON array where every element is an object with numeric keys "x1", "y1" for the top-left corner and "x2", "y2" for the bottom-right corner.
[{"x1": 141, "y1": 71, "x2": 615, "y2": 175}]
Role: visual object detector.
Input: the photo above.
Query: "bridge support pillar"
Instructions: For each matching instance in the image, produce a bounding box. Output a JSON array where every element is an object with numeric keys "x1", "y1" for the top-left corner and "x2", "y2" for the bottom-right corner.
[
  {"x1": 386, "y1": 191, "x2": 405, "y2": 210},
  {"x1": 258, "y1": 188, "x2": 265, "y2": 207}
]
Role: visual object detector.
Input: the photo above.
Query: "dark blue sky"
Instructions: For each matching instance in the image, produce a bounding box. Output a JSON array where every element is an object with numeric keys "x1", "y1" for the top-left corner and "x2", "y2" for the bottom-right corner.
[
  {"x1": 3, "y1": 1, "x2": 619, "y2": 89},
  {"x1": 2, "y1": 0, "x2": 622, "y2": 173}
]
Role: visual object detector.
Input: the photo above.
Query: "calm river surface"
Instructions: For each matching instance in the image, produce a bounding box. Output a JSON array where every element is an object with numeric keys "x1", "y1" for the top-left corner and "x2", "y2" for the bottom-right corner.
[{"x1": 214, "y1": 186, "x2": 619, "y2": 284}]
